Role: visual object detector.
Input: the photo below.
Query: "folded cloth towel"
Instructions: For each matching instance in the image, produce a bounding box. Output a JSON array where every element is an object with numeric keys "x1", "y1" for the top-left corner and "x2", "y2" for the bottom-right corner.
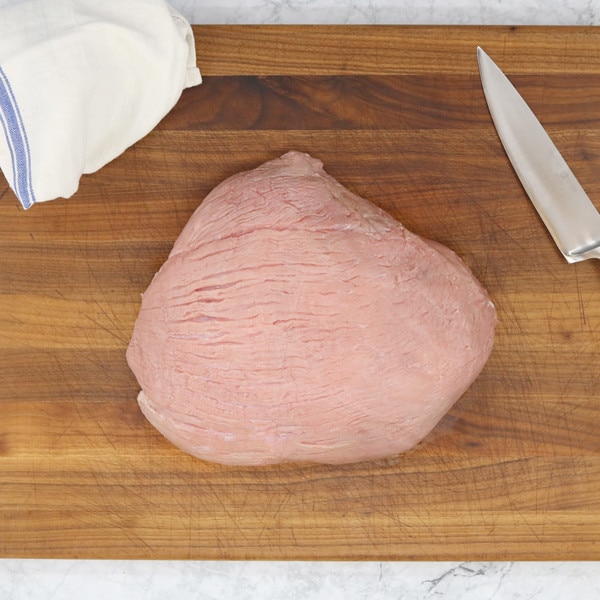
[{"x1": 0, "y1": 0, "x2": 201, "y2": 209}]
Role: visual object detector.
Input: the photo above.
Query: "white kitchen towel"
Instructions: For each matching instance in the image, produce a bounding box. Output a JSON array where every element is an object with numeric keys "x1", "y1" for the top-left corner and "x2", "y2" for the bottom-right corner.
[{"x1": 0, "y1": 0, "x2": 201, "y2": 209}]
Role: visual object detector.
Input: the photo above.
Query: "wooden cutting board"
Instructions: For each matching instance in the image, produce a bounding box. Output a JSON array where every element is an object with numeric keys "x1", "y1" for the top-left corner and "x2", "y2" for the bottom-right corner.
[{"x1": 1, "y1": 25, "x2": 600, "y2": 561}]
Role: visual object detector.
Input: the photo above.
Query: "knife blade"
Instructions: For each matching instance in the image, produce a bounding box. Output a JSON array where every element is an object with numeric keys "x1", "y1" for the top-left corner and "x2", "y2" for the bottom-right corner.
[{"x1": 477, "y1": 46, "x2": 600, "y2": 263}]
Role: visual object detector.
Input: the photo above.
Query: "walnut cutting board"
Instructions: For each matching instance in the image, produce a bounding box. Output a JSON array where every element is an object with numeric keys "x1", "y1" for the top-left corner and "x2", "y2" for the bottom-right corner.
[{"x1": 1, "y1": 26, "x2": 600, "y2": 560}]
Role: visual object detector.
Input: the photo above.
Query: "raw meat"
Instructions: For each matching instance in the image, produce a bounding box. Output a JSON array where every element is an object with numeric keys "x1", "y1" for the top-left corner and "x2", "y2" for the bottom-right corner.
[{"x1": 126, "y1": 151, "x2": 496, "y2": 465}]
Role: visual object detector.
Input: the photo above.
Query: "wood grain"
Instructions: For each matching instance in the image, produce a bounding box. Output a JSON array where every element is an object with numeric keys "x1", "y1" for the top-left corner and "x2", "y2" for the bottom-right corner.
[{"x1": 1, "y1": 26, "x2": 600, "y2": 560}]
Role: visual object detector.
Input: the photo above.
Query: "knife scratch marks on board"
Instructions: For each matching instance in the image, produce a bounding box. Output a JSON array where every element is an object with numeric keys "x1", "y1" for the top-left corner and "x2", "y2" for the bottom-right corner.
[
  {"x1": 508, "y1": 500, "x2": 543, "y2": 543},
  {"x1": 91, "y1": 413, "x2": 118, "y2": 452},
  {"x1": 468, "y1": 196, "x2": 531, "y2": 257},
  {"x1": 574, "y1": 268, "x2": 587, "y2": 327},
  {"x1": 80, "y1": 301, "x2": 129, "y2": 345},
  {"x1": 213, "y1": 490, "x2": 249, "y2": 543}
]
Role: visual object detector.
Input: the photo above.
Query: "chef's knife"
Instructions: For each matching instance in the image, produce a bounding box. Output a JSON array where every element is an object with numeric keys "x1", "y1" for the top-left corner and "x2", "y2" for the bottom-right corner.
[{"x1": 477, "y1": 46, "x2": 600, "y2": 263}]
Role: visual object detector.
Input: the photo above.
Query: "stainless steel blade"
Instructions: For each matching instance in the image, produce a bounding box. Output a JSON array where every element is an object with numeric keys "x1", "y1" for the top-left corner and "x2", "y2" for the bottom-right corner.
[{"x1": 477, "y1": 46, "x2": 600, "y2": 263}]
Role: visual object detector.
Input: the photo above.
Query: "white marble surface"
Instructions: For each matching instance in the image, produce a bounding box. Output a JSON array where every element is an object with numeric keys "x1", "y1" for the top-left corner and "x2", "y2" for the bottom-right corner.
[
  {"x1": 3, "y1": 0, "x2": 600, "y2": 598},
  {"x1": 172, "y1": 0, "x2": 600, "y2": 25},
  {"x1": 2, "y1": 560, "x2": 600, "y2": 599}
]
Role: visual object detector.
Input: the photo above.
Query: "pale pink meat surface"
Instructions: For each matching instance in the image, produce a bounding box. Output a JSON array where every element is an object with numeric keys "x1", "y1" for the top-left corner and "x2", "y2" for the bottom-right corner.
[{"x1": 126, "y1": 151, "x2": 496, "y2": 465}]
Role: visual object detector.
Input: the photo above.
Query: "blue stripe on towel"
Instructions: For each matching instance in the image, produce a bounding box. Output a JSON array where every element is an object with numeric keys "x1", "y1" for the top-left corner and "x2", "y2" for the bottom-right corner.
[{"x1": 0, "y1": 65, "x2": 35, "y2": 208}]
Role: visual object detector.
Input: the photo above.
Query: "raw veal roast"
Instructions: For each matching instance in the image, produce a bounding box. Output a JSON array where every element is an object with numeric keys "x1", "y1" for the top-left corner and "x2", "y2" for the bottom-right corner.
[{"x1": 126, "y1": 151, "x2": 496, "y2": 465}]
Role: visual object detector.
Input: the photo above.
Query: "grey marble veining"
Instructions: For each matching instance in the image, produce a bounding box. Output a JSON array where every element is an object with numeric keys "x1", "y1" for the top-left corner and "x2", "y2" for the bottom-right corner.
[
  {"x1": 2, "y1": 560, "x2": 600, "y2": 599},
  {"x1": 171, "y1": 0, "x2": 600, "y2": 25}
]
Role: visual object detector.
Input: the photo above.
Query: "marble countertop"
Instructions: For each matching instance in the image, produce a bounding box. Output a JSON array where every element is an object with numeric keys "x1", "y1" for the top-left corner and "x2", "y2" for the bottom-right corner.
[
  {"x1": 2, "y1": 560, "x2": 600, "y2": 599},
  {"x1": 172, "y1": 0, "x2": 599, "y2": 25},
  {"x1": 2, "y1": 0, "x2": 600, "y2": 597}
]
